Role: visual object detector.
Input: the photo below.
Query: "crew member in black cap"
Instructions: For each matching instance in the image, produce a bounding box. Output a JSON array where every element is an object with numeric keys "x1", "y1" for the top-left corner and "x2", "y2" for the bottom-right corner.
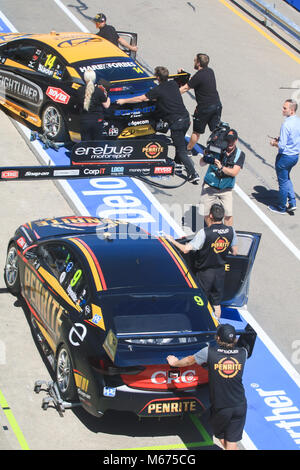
[
  {"x1": 167, "y1": 323, "x2": 255, "y2": 450},
  {"x1": 200, "y1": 128, "x2": 245, "y2": 226},
  {"x1": 166, "y1": 203, "x2": 237, "y2": 319},
  {"x1": 93, "y1": 13, "x2": 138, "y2": 53}
]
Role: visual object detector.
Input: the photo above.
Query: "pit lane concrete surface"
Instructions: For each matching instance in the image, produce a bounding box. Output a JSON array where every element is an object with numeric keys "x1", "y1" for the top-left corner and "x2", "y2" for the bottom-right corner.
[{"x1": 0, "y1": 0, "x2": 299, "y2": 451}]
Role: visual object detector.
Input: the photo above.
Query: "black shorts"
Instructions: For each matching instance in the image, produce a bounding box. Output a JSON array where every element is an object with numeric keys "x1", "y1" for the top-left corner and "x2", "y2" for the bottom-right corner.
[
  {"x1": 211, "y1": 402, "x2": 247, "y2": 442},
  {"x1": 193, "y1": 104, "x2": 222, "y2": 134},
  {"x1": 196, "y1": 266, "x2": 225, "y2": 306}
]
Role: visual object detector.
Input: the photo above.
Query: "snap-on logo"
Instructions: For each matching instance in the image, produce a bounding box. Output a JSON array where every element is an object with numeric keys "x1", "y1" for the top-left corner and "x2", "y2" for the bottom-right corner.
[{"x1": 46, "y1": 87, "x2": 70, "y2": 104}]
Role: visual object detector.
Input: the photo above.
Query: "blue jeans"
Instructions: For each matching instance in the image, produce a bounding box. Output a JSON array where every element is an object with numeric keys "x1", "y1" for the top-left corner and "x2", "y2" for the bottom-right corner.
[{"x1": 275, "y1": 153, "x2": 299, "y2": 211}]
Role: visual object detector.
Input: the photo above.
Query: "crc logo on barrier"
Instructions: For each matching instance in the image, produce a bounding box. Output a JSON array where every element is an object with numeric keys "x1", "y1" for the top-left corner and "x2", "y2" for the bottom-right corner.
[
  {"x1": 1, "y1": 170, "x2": 19, "y2": 179},
  {"x1": 46, "y1": 87, "x2": 70, "y2": 104}
]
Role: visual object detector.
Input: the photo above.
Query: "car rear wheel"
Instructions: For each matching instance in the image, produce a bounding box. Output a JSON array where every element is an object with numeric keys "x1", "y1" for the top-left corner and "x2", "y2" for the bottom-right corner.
[
  {"x1": 56, "y1": 344, "x2": 77, "y2": 402},
  {"x1": 41, "y1": 103, "x2": 68, "y2": 142},
  {"x1": 4, "y1": 243, "x2": 20, "y2": 295}
]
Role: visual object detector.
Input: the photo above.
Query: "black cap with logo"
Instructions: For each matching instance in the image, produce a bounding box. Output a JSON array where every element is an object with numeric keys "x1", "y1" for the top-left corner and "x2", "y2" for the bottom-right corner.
[
  {"x1": 217, "y1": 323, "x2": 237, "y2": 343},
  {"x1": 93, "y1": 13, "x2": 107, "y2": 23}
]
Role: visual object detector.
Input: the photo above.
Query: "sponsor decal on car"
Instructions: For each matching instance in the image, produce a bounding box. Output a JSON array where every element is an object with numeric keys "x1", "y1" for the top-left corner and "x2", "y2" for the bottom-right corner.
[
  {"x1": 46, "y1": 86, "x2": 70, "y2": 104},
  {"x1": 139, "y1": 397, "x2": 203, "y2": 416},
  {"x1": 121, "y1": 364, "x2": 208, "y2": 390},
  {"x1": 0, "y1": 70, "x2": 43, "y2": 106}
]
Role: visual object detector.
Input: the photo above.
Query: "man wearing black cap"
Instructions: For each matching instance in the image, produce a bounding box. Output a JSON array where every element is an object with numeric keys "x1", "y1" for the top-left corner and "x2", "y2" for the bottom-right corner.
[
  {"x1": 166, "y1": 203, "x2": 237, "y2": 319},
  {"x1": 93, "y1": 13, "x2": 138, "y2": 53},
  {"x1": 200, "y1": 128, "x2": 245, "y2": 226},
  {"x1": 167, "y1": 323, "x2": 253, "y2": 451}
]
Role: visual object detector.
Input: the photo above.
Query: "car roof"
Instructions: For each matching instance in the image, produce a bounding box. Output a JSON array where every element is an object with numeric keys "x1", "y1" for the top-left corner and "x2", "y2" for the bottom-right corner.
[
  {"x1": 0, "y1": 32, "x2": 129, "y2": 64},
  {"x1": 24, "y1": 216, "x2": 197, "y2": 291},
  {"x1": 69, "y1": 231, "x2": 197, "y2": 291}
]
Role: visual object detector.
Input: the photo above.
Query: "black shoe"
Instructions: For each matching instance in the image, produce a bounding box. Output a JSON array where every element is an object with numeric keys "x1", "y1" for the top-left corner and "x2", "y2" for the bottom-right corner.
[
  {"x1": 287, "y1": 203, "x2": 297, "y2": 212},
  {"x1": 188, "y1": 173, "x2": 200, "y2": 184}
]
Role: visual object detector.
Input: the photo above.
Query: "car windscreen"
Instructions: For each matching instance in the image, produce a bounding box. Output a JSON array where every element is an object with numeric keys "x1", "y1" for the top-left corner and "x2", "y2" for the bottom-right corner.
[
  {"x1": 100, "y1": 291, "x2": 217, "y2": 345},
  {"x1": 72, "y1": 57, "x2": 155, "y2": 94}
]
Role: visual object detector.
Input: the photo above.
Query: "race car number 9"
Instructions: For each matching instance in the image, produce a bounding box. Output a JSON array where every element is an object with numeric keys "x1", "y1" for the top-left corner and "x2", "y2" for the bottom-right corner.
[
  {"x1": 70, "y1": 269, "x2": 82, "y2": 287},
  {"x1": 194, "y1": 295, "x2": 204, "y2": 306}
]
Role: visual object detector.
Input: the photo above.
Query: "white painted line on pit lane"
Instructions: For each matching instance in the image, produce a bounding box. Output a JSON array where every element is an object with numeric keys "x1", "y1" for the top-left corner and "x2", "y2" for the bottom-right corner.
[
  {"x1": 53, "y1": 0, "x2": 89, "y2": 32},
  {"x1": 234, "y1": 184, "x2": 300, "y2": 262},
  {"x1": 239, "y1": 306, "x2": 300, "y2": 388},
  {"x1": 0, "y1": 10, "x2": 17, "y2": 32},
  {"x1": 17, "y1": 124, "x2": 90, "y2": 216}
]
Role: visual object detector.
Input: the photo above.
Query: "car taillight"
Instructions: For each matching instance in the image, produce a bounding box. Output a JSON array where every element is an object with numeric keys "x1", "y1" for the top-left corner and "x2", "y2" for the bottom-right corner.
[
  {"x1": 89, "y1": 357, "x2": 144, "y2": 375},
  {"x1": 110, "y1": 87, "x2": 124, "y2": 92}
]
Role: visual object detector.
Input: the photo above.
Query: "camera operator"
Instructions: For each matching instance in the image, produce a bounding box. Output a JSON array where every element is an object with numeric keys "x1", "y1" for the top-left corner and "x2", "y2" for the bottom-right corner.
[{"x1": 200, "y1": 129, "x2": 245, "y2": 226}]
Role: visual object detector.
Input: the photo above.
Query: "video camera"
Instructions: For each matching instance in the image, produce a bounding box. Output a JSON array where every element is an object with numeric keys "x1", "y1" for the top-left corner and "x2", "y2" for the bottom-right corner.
[{"x1": 202, "y1": 122, "x2": 232, "y2": 165}]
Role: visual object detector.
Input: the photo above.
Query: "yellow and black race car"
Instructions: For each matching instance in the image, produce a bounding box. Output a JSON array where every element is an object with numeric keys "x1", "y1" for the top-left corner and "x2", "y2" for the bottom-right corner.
[
  {"x1": 4, "y1": 216, "x2": 259, "y2": 418},
  {"x1": 0, "y1": 32, "x2": 184, "y2": 142}
]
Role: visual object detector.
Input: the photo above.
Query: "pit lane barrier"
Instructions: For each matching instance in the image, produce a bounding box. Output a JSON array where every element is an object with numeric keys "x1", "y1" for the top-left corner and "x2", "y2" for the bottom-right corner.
[
  {"x1": 0, "y1": 134, "x2": 188, "y2": 188},
  {"x1": 233, "y1": 0, "x2": 300, "y2": 42}
]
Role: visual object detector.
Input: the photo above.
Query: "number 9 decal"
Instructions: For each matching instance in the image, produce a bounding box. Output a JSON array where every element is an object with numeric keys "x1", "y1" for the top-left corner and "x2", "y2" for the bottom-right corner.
[
  {"x1": 70, "y1": 269, "x2": 82, "y2": 287},
  {"x1": 194, "y1": 295, "x2": 204, "y2": 306}
]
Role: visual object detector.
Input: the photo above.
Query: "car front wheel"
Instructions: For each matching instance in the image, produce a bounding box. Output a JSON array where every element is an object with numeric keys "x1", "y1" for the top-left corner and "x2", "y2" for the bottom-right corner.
[{"x1": 4, "y1": 243, "x2": 20, "y2": 295}]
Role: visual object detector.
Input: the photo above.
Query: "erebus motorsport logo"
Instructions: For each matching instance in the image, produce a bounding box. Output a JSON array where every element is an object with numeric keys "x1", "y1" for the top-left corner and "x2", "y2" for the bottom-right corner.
[{"x1": 73, "y1": 143, "x2": 134, "y2": 161}]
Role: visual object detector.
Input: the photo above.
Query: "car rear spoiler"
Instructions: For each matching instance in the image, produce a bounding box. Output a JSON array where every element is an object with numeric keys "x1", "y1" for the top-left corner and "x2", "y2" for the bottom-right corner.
[
  {"x1": 107, "y1": 71, "x2": 190, "y2": 86},
  {"x1": 103, "y1": 324, "x2": 257, "y2": 367}
]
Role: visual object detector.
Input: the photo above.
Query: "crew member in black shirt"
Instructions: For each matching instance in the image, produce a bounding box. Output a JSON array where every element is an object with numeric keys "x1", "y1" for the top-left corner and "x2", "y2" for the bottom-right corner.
[
  {"x1": 179, "y1": 53, "x2": 222, "y2": 153},
  {"x1": 116, "y1": 66, "x2": 200, "y2": 183},
  {"x1": 77, "y1": 69, "x2": 110, "y2": 141},
  {"x1": 93, "y1": 13, "x2": 138, "y2": 53},
  {"x1": 167, "y1": 323, "x2": 253, "y2": 450},
  {"x1": 166, "y1": 203, "x2": 237, "y2": 318}
]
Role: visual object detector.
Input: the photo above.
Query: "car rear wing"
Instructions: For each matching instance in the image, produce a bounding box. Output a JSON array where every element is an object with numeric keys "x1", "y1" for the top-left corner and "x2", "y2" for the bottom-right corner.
[
  {"x1": 103, "y1": 324, "x2": 257, "y2": 367},
  {"x1": 108, "y1": 71, "x2": 190, "y2": 87}
]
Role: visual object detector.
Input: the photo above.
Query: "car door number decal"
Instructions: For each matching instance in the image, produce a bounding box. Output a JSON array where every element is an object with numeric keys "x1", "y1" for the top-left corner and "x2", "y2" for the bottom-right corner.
[
  {"x1": 194, "y1": 295, "x2": 204, "y2": 306},
  {"x1": 70, "y1": 269, "x2": 82, "y2": 287}
]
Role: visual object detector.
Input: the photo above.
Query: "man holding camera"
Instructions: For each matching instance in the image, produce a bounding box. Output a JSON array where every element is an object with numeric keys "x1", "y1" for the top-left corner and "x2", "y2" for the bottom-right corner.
[{"x1": 200, "y1": 128, "x2": 245, "y2": 226}]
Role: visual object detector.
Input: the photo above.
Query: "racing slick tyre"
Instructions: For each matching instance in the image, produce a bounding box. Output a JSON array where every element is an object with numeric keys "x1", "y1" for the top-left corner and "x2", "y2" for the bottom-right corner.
[
  {"x1": 41, "y1": 103, "x2": 69, "y2": 142},
  {"x1": 56, "y1": 344, "x2": 78, "y2": 402},
  {"x1": 4, "y1": 243, "x2": 21, "y2": 295}
]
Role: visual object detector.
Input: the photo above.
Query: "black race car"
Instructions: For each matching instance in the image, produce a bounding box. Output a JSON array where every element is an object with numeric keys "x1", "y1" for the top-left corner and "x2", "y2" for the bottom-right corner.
[{"x1": 4, "y1": 216, "x2": 260, "y2": 418}]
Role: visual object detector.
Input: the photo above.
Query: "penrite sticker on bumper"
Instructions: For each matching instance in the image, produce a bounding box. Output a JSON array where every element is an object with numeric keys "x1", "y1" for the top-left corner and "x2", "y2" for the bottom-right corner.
[{"x1": 139, "y1": 397, "x2": 204, "y2": 416}]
